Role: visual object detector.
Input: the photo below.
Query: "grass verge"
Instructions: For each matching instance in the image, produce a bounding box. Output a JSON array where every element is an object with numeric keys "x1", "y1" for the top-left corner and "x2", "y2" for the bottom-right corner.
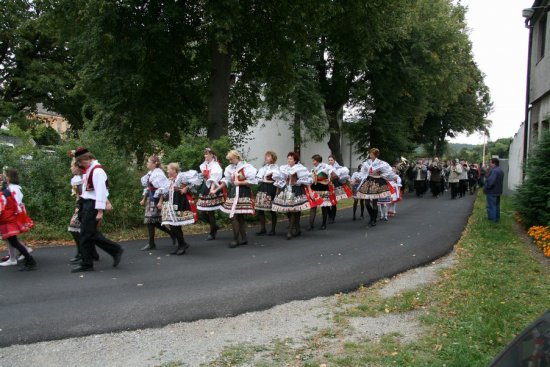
[{"x1": 204, "y1": 193, "x2": 550, "y2": 366}]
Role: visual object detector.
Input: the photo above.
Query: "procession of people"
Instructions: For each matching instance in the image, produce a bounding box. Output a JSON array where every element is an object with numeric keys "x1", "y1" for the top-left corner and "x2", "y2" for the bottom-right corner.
[{"x1": 1, "y1": 145, "x2": 489, "y2": 273}]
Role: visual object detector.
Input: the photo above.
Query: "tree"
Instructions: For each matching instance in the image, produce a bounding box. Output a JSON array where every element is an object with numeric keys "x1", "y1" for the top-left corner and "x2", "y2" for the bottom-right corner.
[{"x1": 514, "y1": 131, "x2": 550, "y2": 227}]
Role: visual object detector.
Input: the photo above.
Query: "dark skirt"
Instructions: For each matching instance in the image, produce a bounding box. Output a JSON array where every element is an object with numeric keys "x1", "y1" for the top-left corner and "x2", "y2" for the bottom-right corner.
[
  {"x1": 272, "y1": 185, "x2": 312, "y2": 212},
  {"x1": 356, "y1": 176, "x2": 391, "y2": 200},
  {"x1": 255, "y1": 182, "x2": 277, "y2": 211},
  {"x1": 196, "y1": 182, "x2": 225, "y2": 211},
  {"x1": 144, "y1": 195, "x2": 162, "y2": 224},
  {"x1": 311, "y1": 182, "x2": 333, "y2": 207},
  {"x1": 162, "y1": 191, "x2": 197, "y2": 226},
  {"x1": 220, "y1": 185, "x2": 255, "y2": 215}
]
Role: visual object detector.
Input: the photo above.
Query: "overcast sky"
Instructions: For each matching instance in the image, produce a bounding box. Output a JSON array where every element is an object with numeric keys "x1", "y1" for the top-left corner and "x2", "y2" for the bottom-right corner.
[{"x1": 451, "y1": 0, "x2": 534, "y2": 144}]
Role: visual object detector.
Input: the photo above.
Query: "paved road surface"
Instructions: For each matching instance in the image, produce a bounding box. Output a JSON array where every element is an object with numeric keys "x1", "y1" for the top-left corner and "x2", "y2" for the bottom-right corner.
[{"x1": 0, "y1": 194, "x2": 475, "y2": 347}]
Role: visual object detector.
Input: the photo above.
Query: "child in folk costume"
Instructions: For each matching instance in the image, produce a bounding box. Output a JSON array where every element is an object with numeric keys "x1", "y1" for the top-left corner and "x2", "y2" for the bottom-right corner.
[
  {"x1": 197, "y1": 148, "x2": 224, "y2": 240},
  {"x1": 309, "y1": 154, "x2": 335, "y2": 231},
  {"x1": 212, "y1": 150, "x2": 257, "y2": 248},
  {"x1": 157, "y1": 163, "x2": 201, "y2": 255},
  {"x1": 351, "y1": 165, "x2": 366, "y2": 221},
  {"x1": 0, "y1": 168, "x2": 34, "y2": 267},
  {"x1": 272, "y1": 152, "x2": 323, "y2": 240},
  {"x1": 327, "y1": 155, "x2": 352, "y2": 224},
  {"x1": 355, "y1": 148, "x2": 398, "y2": 227},
  {"x1": 0, "y1": 174, "x2": 36, "y2": 271},
  {"x1": 388, "y1": 167, "x2": 403, "y2": 217},
  {"x1": 139, "y1": 155, "x2": 176, "y2": 251},
  {"x1": 255, "y1": 151, "x2": 281, "y2": 236},
  {"x1": 68, "y1": 159, "x2": 99, "y2": 264}
]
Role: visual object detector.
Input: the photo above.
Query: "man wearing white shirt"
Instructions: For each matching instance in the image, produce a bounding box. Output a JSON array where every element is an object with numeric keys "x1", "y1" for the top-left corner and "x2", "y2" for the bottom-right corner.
[{"x1": 72, "y1": 147, "x2": 123, "y2": 273}]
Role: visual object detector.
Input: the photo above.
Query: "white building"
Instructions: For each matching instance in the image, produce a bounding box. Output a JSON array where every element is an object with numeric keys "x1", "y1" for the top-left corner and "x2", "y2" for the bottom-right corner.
[{"x1": 241, "y1": 115, "x2": 364, "y2": 170}]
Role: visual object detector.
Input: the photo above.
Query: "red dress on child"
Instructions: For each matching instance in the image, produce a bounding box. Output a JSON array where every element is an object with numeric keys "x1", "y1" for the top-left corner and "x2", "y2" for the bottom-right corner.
[{"x1": 0, "y1": 191, "x2": 27, "y2": 240}]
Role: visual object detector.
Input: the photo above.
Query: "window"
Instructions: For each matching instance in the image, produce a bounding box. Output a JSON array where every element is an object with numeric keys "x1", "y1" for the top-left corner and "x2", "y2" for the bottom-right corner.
[{"x1": 538, "y1": 14, "x2": 547, "y2": 61}]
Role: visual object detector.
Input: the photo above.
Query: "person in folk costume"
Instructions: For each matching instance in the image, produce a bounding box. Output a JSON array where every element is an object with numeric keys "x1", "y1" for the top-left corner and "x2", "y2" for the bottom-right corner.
[
  {"x1": 157, "y1": 163, "x2": 201, "y2": 255},
  {"x1": 308, "y1": 154, "x2": 335, "y2": 231},
  {"x1": 327, "y1": 155, "x2": 352, "y2": 224},
  {"x1": 0, "y1": 168, "x2": 34, "y2": 267},
  {"x1": 139, "y1": 155, "x2": 176, "y2": 251},
  {"x1": 71, "y1": 147, "x2": 123, "y2": 273},
  {"x1": 387, "y1": 166, "x2": 403, "y2": 217},
  {"x1": 212, "y1": 150, "x2": 258, "y2": 248},
  {"x1": 255, "y1": 151, "x2": 281, "y2": 236},
  {"x1": 351, "y1": 165, "x2": 366, "y2": 221},
  {"x1": 355, "y1": 148, "x2": 398, "y2": 227},
  {"x1": 0, "y1": 174, "x2": 36, "y2": 271},
  {"x1": 196, "y1": 148, "x2": 224, "y2": 241},
  {"x1": 67, "y1": 157, "x2": 99, "y2": 264},
  {"x1": 272, "y1": 152, "x2": 323, "y2": 240}
]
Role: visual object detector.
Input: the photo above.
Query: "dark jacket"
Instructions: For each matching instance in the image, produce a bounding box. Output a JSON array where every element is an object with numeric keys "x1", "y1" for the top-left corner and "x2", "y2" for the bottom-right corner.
[
  {"x1": 428, "y1": 164, "x2": 442, "y2": 182},
  {"x1": 484, "y1": 166, "x2": 504, "y2": 196}
]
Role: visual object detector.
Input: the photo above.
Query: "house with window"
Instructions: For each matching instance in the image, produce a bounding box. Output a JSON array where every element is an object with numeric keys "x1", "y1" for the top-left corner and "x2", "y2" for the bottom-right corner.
[{"x1": 509, "y1": 1, "x2": 550, "y2": 190}]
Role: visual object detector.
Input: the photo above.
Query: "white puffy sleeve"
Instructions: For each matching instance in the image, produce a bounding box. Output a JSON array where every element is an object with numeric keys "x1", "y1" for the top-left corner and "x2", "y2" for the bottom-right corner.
[
  {"x1": 243, "y1": 164, "x2": 258, "y2": 185},
  {"x1": 140, "y1": 172, "x2": 150, "y2": 195},
  {"x1": 256, "y1": 165, "x2": 266, "y2": 181},
  {"x1": 273, "y1": 165, "x2": 287, "y2": 188},
  {"x1": 380, "y1": 162, "x2": 398, "y2": 181},
  {"x1": 221, "y1": 165, "x2": 233, "y2": 186},
  {"x1": 295, "y1": 165, "x2": 313, "y2": 185},
  {"x1": 351, "y1": 171, "x2": 362, "y2": 183},
  {"x1": 337, "y1": 166, "x2": 350, "y2": 182},
  {"x1": 71, "y1": 175, "x2": 83, "y2": 186},
  {"x1": 176, "y1": 170, "x2": 201, "y2": 187},
  {"x1": 208, "y1": 162, "x2": 223, "y2": 187}
]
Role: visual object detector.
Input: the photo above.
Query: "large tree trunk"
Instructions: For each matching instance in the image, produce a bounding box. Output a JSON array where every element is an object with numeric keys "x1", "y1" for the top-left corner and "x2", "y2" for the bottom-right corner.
[
  {"x1": 207, "y1": 43, "x2": 231, "y2": 139},
  {"x1": 293, "y1": 112, "x2": 302, "y2": 156},
  {"x1": 326, "y1": 105, "x2": 344, "y2": 164}
]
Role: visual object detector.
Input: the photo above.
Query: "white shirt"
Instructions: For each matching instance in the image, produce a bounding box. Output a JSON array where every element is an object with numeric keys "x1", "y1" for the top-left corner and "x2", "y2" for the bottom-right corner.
[{"x1": 80, "y1": 160, "x2": 109, "y2": 210}]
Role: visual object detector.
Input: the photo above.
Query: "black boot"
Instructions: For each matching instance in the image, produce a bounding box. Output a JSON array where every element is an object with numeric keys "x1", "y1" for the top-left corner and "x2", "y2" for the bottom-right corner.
[
  {"x1": 19, "y1": 256, "x2": 37, "y2": 271},
  {"x1": 320, "y1": 207, "x2": 328, "y2": 230},
  {"x1": 229, "y1": 217, "x2": 240, "y2": 248},
  {"x1": 239, "y1": 216, "x2": 248, "y2": 245},
  {"x1": 370, "y1": 208, "x2": 378, "y2": 227},
  {"x1": 141, "y1": 243, "x2": 156, "y2": 251},
  {"x1": 207, "y1": 212, "x2": 219, "y2": 240},
  {"x1": 293, "y1": 213, "x2": 302, "y2": 237},
  {"x1": 307, "y1": 208, "x2": 316, "y2": 231},
  {"x1": 286, "y1": 212, "x2": 294, "y2": 240},
  {"x1": 268, "y1": 211, "x2": 277, "y2": 235},
  {"x1": 256, "y1": 211, "x2": 267, "y2": 235}
]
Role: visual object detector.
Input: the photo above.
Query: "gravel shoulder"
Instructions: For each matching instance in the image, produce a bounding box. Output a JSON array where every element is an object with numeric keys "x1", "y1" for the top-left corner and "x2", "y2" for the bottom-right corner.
[{"x1": 0, "y1": 253, "x2": 456, "y2": 367}]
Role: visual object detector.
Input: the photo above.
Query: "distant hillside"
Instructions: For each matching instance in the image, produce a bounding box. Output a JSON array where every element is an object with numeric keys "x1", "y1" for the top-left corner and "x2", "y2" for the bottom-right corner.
[{"x1": 448, "y1": 143, "x2": 478, "y2": 153}]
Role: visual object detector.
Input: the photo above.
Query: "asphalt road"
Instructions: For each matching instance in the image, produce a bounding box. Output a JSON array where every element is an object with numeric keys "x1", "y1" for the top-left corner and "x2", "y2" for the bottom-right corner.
[{"x1": 0, "y1": 193, "x2": 475, "y2": 347}]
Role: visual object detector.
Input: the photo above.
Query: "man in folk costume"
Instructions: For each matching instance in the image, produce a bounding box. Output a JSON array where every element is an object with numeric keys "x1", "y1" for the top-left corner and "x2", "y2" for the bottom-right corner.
[
  {"x1": 139, "y1": 155, "x2": 176, "y2": 251},
  {"x1": 255, "y1": 151, "x2": 281, "y2": 236},
  {"x1": 212, "y1": 150, "x2": 258, "y2": 248},
  {"x1": 309, "y1": 154, "x2": 335, "y2": 230},
  {"x1": 71, "y1": 147, "x2": 123, "y2": 273},
  {"x1": 196, "y1": 148, "x2": 224, "y2": 240},
  {"x1": 327, "y1": 155, "x2": 352, "y2": 224},
  {"x1": 272, "y1": 152, "x2": 323, "y2": 240},
  {"x1": 355, "y1": 148, "x2": 398, "y2": 227}
]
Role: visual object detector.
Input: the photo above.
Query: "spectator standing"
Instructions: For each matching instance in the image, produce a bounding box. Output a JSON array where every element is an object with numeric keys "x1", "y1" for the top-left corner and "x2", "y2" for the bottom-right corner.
[
  {"x1": 412, "y1": 160, "x2": 427, "y2": 197},
  {"x1": 428, "y1": 158, "x2": 442, "y2": 198},
  {"x1": 484, "y1": 158, "x2": 504, "y2": 222},
  {"x1": 448, "y1": 159, "x2": 462, "y2": 200},
  {"x1": 458, "y1": 160, "x2": 469, "y2": 197}
]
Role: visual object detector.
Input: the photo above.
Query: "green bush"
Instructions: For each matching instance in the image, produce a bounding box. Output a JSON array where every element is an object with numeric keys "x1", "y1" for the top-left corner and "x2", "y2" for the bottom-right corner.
[
  {"x1": 513, "y1": 130, "x2": 550, "y2": 227},
  {"x1": 0, "y1": 129, "x2": 144, "y2": 239},
  {"x1": 160, "y1": 135, "x2": 232, "y2": 171}
]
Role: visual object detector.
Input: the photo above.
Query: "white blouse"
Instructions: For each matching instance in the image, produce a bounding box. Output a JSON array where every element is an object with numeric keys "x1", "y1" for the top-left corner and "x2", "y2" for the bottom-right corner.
[
  {"x1": 141, "y1": 168, "x2": 170, "y2": 198},
  {"x1": 256, "y1": 164, "x2": 281, "y2": 182},
  {"x1": 221, "y1": 161, "x2": 258, "y2": 186},
  {"x1": 199, "y1": 160, "x2": 223, "y2": 188},
  {"x1": 274, "y1": 163, "x2": 313, "y2": 188}
]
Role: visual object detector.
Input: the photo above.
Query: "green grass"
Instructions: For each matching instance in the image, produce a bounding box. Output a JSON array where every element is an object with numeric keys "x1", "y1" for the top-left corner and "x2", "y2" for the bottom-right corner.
[{"x1": 199, "y1": 193, "x2": 550, "y2": 366}]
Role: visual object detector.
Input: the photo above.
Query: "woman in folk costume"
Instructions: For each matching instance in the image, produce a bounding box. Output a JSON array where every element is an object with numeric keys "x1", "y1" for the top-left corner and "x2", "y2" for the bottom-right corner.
[
  {"x1": 255, "y1": 151, "x2": 281, "y2": 236},
  {"x1": 157, "y1": 163, "x2": 201, "y2": 255},
  {"x1": 68, "y1": 159, "x2": 99, "y2": 264},
  {"x1": 351, "y1": 165, "x2": 366, "y2": 221},
  {"x1": 211, "y1": 150, "x2": 257, "y2": 248},
  {"x1": 139, "y1": 155, "x2": 176, "y2": 251},
  {"x1": 0, "y1": 174, "x2": 36, "y2": 271},
  {"x1": 308, "y1": 154, "x2": 335, "y2": 231},
  {"x1": 0, "y1": 168, "x2": 34, "y2": 267},
  {"x1": 387, "y1": 166, "x2": 403, "y2": 217},
  {"x1": 356, "y1": 148, "x2": 398, "y2": 227},
  {"x1": 272, "y1": 152, "x2": 323, "y2": 240},
  {"x1": 196, "y1": 148, "x2": 224, "y2": 240},
  {"x1": 327, "y1": 155, "x2": 352, "y2": 224}
]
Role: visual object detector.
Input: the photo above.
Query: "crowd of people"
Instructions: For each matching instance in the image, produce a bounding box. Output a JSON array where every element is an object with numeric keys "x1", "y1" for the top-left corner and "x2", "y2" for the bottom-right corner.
[
  {"x1": 2, "y1": 146, "x2": 502, "y2": 273},
  {"x1": 397, "y1": 158, "x2": 486, "y2": 200}
]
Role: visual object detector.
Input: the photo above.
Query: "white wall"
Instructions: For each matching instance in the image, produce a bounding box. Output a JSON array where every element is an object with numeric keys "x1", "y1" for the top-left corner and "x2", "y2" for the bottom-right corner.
[
  {"x1": 507, "y1": 123, "x2": 524, "y2": 192},
  {"x1": 241, "y1": 116, "x2": 363, "y2": 171}
]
